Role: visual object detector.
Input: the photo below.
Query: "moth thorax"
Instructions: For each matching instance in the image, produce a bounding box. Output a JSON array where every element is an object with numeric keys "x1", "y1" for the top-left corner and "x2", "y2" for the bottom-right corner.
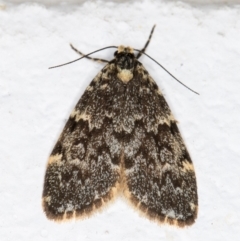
[{"x1": 116, "y1": 46, "x2": 135, "y2": 83}]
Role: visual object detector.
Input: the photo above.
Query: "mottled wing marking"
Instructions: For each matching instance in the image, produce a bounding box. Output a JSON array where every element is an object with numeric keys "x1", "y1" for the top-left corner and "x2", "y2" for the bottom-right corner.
[
  {"x1": 123, "y1": 62, "x2": 198, "y2": 227},
  {"x1": 42, "y1": 64, "x2": 123, "y2": 221},
  {"x1": 43, "y1": 55, "x2": 198, "y2": 226}
]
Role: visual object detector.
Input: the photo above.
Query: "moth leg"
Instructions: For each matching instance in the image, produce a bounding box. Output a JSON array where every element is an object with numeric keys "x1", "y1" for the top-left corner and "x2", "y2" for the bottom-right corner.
[
  {"x1": 70, "y1": 44, "x2": 109, "y2": 63},
  {"x1": 136, "y1": 25, "x2": 156, "y2": 59}
]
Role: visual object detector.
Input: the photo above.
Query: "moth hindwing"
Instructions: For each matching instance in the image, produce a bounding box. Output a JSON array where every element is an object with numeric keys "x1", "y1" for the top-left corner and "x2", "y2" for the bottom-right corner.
[{"x1": 42, "y1": 27, "x2": 198, "y2": 227}]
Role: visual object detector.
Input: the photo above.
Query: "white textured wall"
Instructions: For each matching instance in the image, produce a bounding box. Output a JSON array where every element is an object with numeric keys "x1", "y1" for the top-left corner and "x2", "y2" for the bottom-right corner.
[{"x1": 1, "y1": 1, "x2": 240, "y2": 240}]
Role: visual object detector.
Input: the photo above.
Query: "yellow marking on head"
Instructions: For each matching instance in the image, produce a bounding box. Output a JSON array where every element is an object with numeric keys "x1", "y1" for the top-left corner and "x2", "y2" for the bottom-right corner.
[
  {"x1": 117, "y1": 45, "x2": 134, "y2": 53},
  {"x1": 117, "y1": 69, "x2": 133, "y2": 83}
]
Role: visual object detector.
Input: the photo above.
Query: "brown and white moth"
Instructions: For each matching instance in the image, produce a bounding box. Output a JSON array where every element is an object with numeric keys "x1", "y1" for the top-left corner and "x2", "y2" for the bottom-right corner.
[{"x1": 42, "y1": 26, "x2": 198, "y2": 227}]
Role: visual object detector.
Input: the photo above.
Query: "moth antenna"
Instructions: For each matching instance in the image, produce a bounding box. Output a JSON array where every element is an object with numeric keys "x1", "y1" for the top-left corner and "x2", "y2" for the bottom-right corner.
[
  {"x1": 135, "y1": 49, "x2": 199, "y2": 95},
  {"x1": 49, "y1": 46, "x2": 117, "y2": 69},
  {"x1": 136, "y1": 25, "x2": 156, "y2": 59},
  {"x1": 70, "y1": 44, "x2": 109, "y2": 63}
]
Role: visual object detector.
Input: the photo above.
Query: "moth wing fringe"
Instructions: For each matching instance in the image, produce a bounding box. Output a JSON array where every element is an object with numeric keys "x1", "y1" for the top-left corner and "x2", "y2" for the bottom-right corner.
[
  {"x1": 42, "y1": 181, "x2": 121, "y2": 222},
  {"x1": 123, "y1": 188, "x2": 198, "y2": 227}
]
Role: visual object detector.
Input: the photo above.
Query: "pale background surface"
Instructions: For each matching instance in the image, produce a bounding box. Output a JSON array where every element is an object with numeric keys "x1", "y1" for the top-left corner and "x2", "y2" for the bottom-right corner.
[{"x1": 0, "y1": 0, "x2": 240, "y2": 240}]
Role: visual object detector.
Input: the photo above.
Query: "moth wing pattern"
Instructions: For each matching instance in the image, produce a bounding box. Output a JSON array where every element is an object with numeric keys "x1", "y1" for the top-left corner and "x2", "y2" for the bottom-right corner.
[
  {"x1": 42, "y1": 63, "x2": 123, "y2": 221},
  {"x1": 122, "y1": 63, "x2": 198, "y2": 227},
  {"x1": 43, "y1": 27, "x2": 198, "y2": 226}
]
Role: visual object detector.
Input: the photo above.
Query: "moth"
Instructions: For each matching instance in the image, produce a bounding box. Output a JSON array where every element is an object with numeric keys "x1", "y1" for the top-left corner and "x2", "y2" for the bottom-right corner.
[{"x1": 42, "y1": 26, "x2": 198, "y2": 227}]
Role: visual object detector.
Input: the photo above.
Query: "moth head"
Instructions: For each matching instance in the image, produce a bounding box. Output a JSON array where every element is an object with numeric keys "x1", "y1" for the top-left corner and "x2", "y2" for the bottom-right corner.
[{"x1": 114, "y1": 46, "x2": 135, "y2": 83}]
